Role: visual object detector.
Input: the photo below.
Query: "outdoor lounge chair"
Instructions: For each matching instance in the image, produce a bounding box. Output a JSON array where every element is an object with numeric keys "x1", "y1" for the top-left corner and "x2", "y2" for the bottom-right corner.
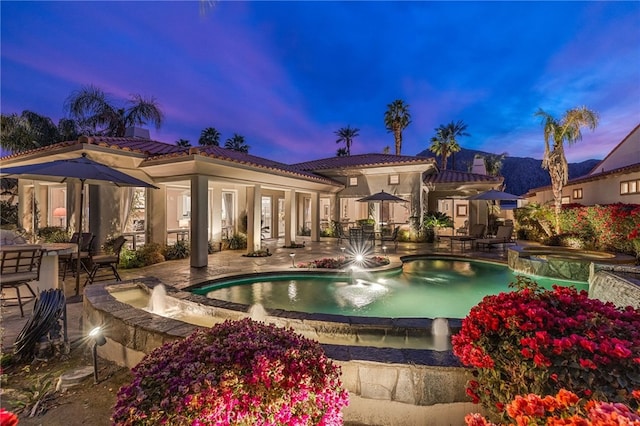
[
  {"x1": 1, "y1": 245, "x2": 43, "y2": 317},
  {"x1": 447, "y1": 224, "x2": 485, "y2": 252},
  {"x1": 475, "y1": 225, "x2": 515, "y2": 250}
]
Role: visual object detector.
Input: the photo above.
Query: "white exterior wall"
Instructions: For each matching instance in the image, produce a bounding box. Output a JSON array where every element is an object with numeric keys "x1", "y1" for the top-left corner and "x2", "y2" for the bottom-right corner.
[{"x1": 590, "y1": 125, "x2": 640, "y2": 175}]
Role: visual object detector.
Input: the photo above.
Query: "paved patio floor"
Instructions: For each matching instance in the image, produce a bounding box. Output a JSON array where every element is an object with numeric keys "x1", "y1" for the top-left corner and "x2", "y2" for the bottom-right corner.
[{"x1": 1, "y1": 237, "x2": 512, "y2": 352}]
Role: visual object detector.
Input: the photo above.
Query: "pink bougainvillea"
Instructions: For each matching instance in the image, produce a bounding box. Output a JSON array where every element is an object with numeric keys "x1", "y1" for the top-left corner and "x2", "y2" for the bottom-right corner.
[{"x1": 112, "y1": 318, "x2": 349, "y2": 425}]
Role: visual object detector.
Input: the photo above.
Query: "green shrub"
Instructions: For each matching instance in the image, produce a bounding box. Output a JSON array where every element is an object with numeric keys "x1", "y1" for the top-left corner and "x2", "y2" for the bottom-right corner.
[
  {"x1": 226, "y1": 232, "x2": 246, "y2": 250},
  {"x1": 36, "y1": 226, "x2": 69, "y2": 243},
  {"x1": 164, "y1": 240, "x2": 190, "y2": 260},
  {"x1": 119, "y1": 247, "x2": 143, "y2": 269}
]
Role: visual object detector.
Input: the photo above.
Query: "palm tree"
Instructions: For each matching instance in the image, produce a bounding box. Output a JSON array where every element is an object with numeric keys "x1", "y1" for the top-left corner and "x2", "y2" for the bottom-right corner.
[
  {"x1": 1, "y1": 110, "x2": 62, "y2": 153},
  {"x1": 176, "y1": 138, "x2": 191, "y2": 147},
  {"x1": 384, "y1": 100, "x2": 411, "y2": 155},
  {"x1": 334, "y1": 125, "x2": 359, "y2": 156},
  {"x1": 429, "y1": 120, "x2": 469, "y2": 170},
  {"x1": 65, "y1": 84, "x2": 164, "y2": 137},
  {"x1": 475, "y1": 152, "x2": 507, "y2": 177},
  {"x1": 224, "y1": 134, "x2": 249, "y2": 153},
  {"x1": 535, "y1": 106, "x2": 599, "y2": 233},
  {"x1": 199, "y1": 127, "x2": 221, "y2": 146}
]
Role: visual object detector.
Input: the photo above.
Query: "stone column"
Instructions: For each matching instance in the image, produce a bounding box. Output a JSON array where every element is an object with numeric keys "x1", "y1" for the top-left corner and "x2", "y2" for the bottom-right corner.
[{"x1": 190, "y1": 175, "x2": 209, "y2": 268}]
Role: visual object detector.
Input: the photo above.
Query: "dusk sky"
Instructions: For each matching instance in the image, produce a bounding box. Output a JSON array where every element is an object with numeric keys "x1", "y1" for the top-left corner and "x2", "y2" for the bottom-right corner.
[{"x1": 2, "y1": 1, "x2": 639, "y2": 164}]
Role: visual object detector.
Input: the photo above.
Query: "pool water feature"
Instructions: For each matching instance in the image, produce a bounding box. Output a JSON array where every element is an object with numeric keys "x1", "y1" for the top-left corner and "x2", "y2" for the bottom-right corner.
[{"x1": 194, "y1": 258, "x2": 587, "y2": 319}]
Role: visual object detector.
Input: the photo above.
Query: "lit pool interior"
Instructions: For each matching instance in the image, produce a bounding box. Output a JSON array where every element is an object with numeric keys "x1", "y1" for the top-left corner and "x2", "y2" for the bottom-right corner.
[{"x1": 193, "y1": 258, "x2": 588, "y2": 319}]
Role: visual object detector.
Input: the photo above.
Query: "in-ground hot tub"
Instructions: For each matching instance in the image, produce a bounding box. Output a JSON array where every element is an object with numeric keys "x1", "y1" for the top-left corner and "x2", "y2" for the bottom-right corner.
[{"x1": 508, "y1": 245, "x2": 633, "y2": 282}]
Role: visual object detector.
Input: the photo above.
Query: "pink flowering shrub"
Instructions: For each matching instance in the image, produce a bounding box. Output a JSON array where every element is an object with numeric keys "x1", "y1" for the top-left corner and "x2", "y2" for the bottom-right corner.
[
  {"x1": 465, "y1": 389, "x2": 640, "y2": 426},
  {"x1": 297, "y1": 256, "x2": 390, "y2": 269},
  {"x1": 112, "y1": 318, "x2": 349, "y2": 425},
  {"x1": 452, "y1": 276, "x2": 640, "y2": 421},
  {"x1": 557, "y1": 203, "x2": 640, "y2": 254}
]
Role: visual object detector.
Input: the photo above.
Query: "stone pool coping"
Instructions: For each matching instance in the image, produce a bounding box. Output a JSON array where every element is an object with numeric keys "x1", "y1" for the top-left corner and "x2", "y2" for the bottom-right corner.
[
  {"x1": 84, "y1": 278, "x2": 472, "y2": 411},
  {"x1": 84, "y1": 277, "x2": 462, "y2": 367}
]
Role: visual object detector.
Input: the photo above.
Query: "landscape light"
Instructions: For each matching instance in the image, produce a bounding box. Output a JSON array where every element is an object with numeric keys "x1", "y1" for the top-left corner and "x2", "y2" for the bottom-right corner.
[
  {"x1": 289, "y1": 253, "x2": 296, "y2": 268},
  {"x1": 89, "y1": 326, "x2": 107, "y2": 384}
]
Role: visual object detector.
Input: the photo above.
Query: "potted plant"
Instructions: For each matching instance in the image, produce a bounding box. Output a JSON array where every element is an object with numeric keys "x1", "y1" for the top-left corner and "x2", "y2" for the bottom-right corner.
[{"x1": 422, "y1": 211, "x2": 453, "y2": 243}]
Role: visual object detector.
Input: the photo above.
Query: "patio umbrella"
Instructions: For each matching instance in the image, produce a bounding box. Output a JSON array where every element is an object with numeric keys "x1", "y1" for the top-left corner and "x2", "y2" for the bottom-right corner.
[
  {"x1": 465, "y1": 189, "x2": 522, "y2": 231},
  {"x1": 1, "y1": 153, "x2": 157, "y2": 296},
  {"x1": 465, "y1": 189, "x2": 522, "y2": 201},
  {"x1": 357, "y1": 190, "x2": 407, "y2": 225}
]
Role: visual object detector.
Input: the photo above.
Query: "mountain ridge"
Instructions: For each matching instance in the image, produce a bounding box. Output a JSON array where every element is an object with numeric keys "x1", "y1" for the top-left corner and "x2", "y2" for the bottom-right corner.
[{"x1": 416, "y1": 147, "x2": 601, "y2": 196}]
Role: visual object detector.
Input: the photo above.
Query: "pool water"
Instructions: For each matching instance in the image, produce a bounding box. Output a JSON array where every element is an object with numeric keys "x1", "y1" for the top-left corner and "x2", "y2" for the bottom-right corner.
[{"x1": 194, "y1": 258, "x2": 588, "y2": 319}]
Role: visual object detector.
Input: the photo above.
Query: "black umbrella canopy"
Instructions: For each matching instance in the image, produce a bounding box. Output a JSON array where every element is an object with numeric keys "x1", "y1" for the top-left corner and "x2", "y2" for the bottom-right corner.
[
  {"x1": 357, "y1": 190, "x2": 408, "y2": 203},
  {"x1": 2, "y1": 153, "x2": 157, "y2": 296},
  {"x1": 357, "y1": 190, "x2": 407, "y2": 225},
  {"x1": 465, "y1": 189, "x2": 522, "y2": 201},
  {"x1": 0, "y1": 154, "x2": 157, "y2": 188}
]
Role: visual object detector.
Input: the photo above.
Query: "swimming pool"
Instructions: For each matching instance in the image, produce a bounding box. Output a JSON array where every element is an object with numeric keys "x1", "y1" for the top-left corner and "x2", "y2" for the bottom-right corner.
[{"x1": 194, "y1": 258, "x2": 588, "y2": 319}]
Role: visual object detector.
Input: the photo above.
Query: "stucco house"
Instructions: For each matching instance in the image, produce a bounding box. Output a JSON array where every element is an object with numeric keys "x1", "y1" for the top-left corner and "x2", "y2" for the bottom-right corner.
[
  {"x1": 525, "y1": 124, "x2": 640, "y2": 206},
  {"x1": 1, "y1": 133, "x2": 503, "y2": 268}
]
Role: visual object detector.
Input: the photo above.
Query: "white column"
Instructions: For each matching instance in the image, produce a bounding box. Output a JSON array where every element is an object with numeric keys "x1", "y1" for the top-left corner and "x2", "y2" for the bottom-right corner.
[
  {"x1": 310, "y1": 191, "x2": 320, "y2": 242},
  {"x1": 246, "y1": 184, "x2": 262, "y2": 252},
  {"x1": 190, "y1": 175, "x2": 209, "y2": 268},
  {"x1": 211, "y1": 185, "x2": 222, "y2": 244},
  {"x1": 284, "y1": 189, "x2": 296, "y2": 246},
  {"x1": 147, "y1": 184, "x2": 167, "y2": 246}
]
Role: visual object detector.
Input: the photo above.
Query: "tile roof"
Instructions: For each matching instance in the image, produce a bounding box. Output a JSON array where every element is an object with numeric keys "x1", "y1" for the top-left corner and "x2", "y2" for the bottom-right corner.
[
  {"x1": 525, "y1": 163, "x2": 640, "y2": 195},
  {"x1": 291, "y1": 153, "x2": 435, "y2": 171},
  {"x1": 0, "y1": 136, "x2": 185, "y2": 160},
  {"x1": 423, "y1": 169, "x2": 502, "y2": 184},
  {"x1": 144, "y1": 146, "x2": 342, "y2": 186},
  {"x1": 81, "y1": 136, "x2": 186, "y2": 155}
]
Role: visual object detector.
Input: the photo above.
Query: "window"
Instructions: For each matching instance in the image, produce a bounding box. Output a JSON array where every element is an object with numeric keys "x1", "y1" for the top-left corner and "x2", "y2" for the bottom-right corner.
[
  {"x1": 456, "y1": 204, "x2": 468, "y2": 217},
  {"x1": 572, "y1": 188, "x2": 583, "y2": 200},
  {"x1": 389, "y1": 174, "x2": 399, "y2": 185},
  {"x1": 349, "y1": 177, "x2": 358, "y2": 186},
  {"x1": 561, "y1": 196, "x2": 571, "y2": 204},
  {"x1": 620, "y1": 179, "x2": 640, "y2": 195}
]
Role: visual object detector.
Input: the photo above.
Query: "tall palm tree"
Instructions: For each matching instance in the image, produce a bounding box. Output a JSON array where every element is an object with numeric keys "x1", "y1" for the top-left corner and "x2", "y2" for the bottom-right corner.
[
  {"x1": 224, "y1": 133, "x2": 250, "y2": 153},
  {"x1": 334, "y1": 125, "x2": 359, "y2": 156},
  {"x1": 199, "y1": 127, "x2": 221, "y2": 146},
  {"x1": 176, "y1": 138, "x2": 191, "y2": 147},
  {"x1": 384, "y1": 100, "x2": 411, "y2": 155},
  {"x1": 535, "y1": 106, "x2": 599, "y2": 233},
  {"x1": 429, "y1": 120, "x2": 469, "y2": 170},
  {"x1": 65, "y1": 84, "x2": 164, "y2": 137}
]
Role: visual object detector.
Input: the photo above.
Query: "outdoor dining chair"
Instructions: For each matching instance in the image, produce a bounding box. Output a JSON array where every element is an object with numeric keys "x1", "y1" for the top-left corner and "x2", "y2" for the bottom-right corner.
[
  {"x1": 85, "y1": 236, "x2": 127, "y2": 286},
  {"x1": 0, "y1": 245, "x2": 43, "y2": 317},
  {"x1": 379, "y1": 226, "x2": 400, "y2": 251},
  {"x1": 60, "y1": 232, "x2": 95, "y2": 280},
  {"x1": 332, "y1": 220, "x2": 349, "y2": 246}
]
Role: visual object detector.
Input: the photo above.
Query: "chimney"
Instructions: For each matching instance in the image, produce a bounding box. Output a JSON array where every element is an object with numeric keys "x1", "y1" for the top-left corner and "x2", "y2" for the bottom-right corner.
[
  {"x1": 124, "y1": 127, "x2": 150, "y2": 139},
  {"x1": 471, "y1": 157, "x2": 487, "y2": 175}
]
